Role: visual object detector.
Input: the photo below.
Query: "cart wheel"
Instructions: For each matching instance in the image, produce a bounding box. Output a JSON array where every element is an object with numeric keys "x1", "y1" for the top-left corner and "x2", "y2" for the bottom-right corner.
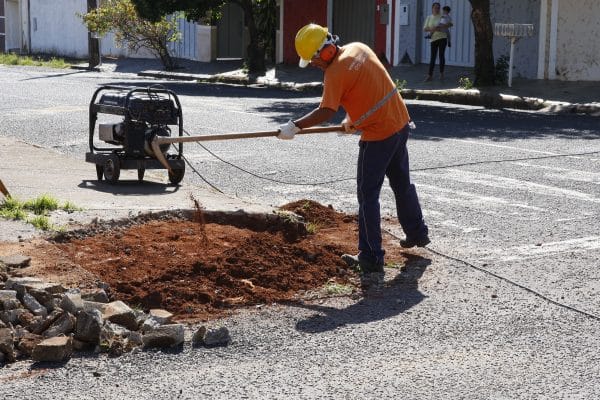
[
  {"x1": 103, "y1": 155, "x2": 121, "y2": 184},
  {"x1": 96, "y1": 165, "x2": 104, "y2": 181},
  {"x1": 168, "y1": 167, "x2": 185, "y2": 185},
  {"x1": 137, "y1": 168, "x2": 145, "y2": 182}
]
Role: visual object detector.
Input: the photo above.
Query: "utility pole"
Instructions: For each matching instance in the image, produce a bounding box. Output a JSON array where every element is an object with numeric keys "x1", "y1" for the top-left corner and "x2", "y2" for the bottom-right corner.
[{"x1": 87, "y1": 0, "x2": 100, "y2": 69}]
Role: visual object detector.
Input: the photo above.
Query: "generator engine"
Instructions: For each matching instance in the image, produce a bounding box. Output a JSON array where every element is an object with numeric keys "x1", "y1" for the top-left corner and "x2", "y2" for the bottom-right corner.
[
  {"x1": 97, "y1": 90, "x2": 177, "y2": 158},
  {"x1": 86, "y1": 85, "x2": 186, "y2": 184}
]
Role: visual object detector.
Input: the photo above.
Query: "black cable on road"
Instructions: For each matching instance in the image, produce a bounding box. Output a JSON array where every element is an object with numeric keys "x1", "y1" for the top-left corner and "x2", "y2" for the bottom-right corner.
[
  {"x1": 182, "y1": 128, "x2": 600, "y2": 186},
  {"x1": 383, "y1": 228, "x2": 600, "y2": 323}
]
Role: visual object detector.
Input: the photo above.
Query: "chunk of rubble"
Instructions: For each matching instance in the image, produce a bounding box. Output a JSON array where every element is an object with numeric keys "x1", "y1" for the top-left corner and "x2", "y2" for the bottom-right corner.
[
  {"x1": 17, "y1": 332, "x2": 44, "y2": 357},
  {"x1": 27, "y1": 287, "x2": 56, "y2": 312},
  {"x1": 192, "y1": 326, "x2": 231, "y2": 347},
  {"x1": 80, "y1": 288, "x2": 109, "y2": 303},
  {"x1": 5, "y1": 277, "x2": 65, "y2": 297},
  {"x1": 0, "y1": 289, "x2": 20, "y2": 310},
  {"x1": 60, "y1": 292, "x2": 84, "y2": 315},
  {"x1": 43, "y1": 311, "x2": 76, "y2": 338},
  {"x1": 102, "y1": 301, "x2": 138, "y2": 331},
  {"x1": 0, "y1": 327, "x2": 16, "y2": 362},
  {"x1": 0, "y1": 254, "x2": 31, "y2": 269},
  {"x1": 142, "y1": 324, "x2": 185, "y2": 348},
  {"x1": 30, "y1": 308, "x2": 63, "y2": 335},
  {"x1": 32, "y1": 336, "x2": 73, "y2": 362},
  {"x1": 75, "y1": 309, "x2": 103, "y2": 344},
  {"x1": 148, "y1": 309, "x2": 173, "y2": 325},
  {"x1": 1, "y1": 308, "x2": 28, "y2": 325},
  {"x1": 22, "y1": 292, "x2": 48, "y2": 317}
]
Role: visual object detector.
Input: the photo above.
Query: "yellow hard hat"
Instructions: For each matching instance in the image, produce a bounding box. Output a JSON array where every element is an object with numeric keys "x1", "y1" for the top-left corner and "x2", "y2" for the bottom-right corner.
[{"x1": 295, "y1": 24, "x2": 328, "y2": 68}]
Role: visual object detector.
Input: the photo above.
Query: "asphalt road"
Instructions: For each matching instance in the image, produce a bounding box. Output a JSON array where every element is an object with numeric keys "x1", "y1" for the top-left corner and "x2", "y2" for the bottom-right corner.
[{"x1": 1, "y1": 65, "x2": 600, "y2": 399}]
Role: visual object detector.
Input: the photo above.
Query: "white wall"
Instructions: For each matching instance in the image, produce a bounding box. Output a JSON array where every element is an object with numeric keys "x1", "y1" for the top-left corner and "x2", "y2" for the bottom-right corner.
[
  {"x1": 490, "y1": 0, "x2": 540, "y2": 79},
  {"x1": 30, "y1": 0, "x2": 88, "y2": 57},
  {"x1": 28, "y1": 0, "x2": 177, "y2": 60},
  {"x1": 555, "y1": 0, "x2": 600, "y2": 80}
]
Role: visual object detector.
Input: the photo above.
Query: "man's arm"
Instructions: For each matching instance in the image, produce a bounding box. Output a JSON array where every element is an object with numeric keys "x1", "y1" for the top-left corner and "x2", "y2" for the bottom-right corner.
[{"x1": 294, "y1": 107, "x2": 336, "y2": 129}]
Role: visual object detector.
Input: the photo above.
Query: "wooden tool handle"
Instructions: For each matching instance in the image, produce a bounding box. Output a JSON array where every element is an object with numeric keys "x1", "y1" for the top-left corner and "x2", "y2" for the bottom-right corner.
[{"x1": 155, "y1": 125, "x2": 344, "y2": 145}]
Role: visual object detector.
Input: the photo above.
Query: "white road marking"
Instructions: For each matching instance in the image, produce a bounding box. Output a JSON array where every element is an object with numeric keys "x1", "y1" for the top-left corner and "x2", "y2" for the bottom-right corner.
[
  {"x1": 413, "y1": 135, "x2": 558, "y2": 155},
  {"x1": 417, "y1": 183, "x2": 546, "y2": 212},
  {"x1": 480, "y1": 236, "x2": 600, "y2": 262},
  {"x1": 510, "y1": 162, "x2": 600, "y2": 184},
  {"x1": 415, "y1": 169, "x2": 600, "y2": 203}
]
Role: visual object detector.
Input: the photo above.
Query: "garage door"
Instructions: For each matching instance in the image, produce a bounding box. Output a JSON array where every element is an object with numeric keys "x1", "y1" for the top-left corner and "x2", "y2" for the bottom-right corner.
[
  {"x1": 333, "y1": 0, "x2": 375, "y2": 48},
  {"x1": 420, "y1": 0, "x2": 475, "y2": 66}
]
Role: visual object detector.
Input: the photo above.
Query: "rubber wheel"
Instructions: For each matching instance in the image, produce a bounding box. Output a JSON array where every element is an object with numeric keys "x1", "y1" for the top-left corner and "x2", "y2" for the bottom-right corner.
[
  {"x1": 137, "y1": 168, "x2": 145, "y2": 182},
  {"x1": 168, "y1": 167, "x2": 185, "y2": 185},
  {"x1": 103, "y1": 155, "x2": 121, "y2": 184},
  {"x1": 96, "y1": 165, "x2": 104, "y2": 181}
]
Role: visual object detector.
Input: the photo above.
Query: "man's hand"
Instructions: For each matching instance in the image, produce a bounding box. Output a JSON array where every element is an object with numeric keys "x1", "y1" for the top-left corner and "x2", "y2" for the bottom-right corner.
[
  {"x1": 341, "y1": 117, "x2": 357, "y2": 134},
  {"x1": 278, "y1": 120, "x2": 300, "y2": 140}
]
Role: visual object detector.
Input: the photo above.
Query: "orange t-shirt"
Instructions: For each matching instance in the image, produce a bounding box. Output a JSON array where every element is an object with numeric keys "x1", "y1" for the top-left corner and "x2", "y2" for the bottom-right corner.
[{"x1": 319, "y1": 42, "x2": 410, "y2": 141}]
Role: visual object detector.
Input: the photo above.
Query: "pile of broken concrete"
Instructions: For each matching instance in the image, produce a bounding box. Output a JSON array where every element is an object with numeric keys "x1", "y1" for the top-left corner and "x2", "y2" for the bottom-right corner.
[{"x1": 0, "y1": 257, "x2": 231, "y2": 365}]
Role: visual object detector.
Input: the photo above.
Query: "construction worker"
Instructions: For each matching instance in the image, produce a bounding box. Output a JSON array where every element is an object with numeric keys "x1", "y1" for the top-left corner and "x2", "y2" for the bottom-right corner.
[{"x1": 277, "y1": 23, "x2": 429, "y2": 274}]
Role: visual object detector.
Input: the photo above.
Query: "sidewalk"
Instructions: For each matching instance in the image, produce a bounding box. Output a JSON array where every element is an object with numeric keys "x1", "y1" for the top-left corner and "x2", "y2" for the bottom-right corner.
[
  {"x1": 0, "y1": 136, "x2": 272, "y2": 242},
  {"x1": 85, "y1": 57, "x2": 600, "y2": 115}
]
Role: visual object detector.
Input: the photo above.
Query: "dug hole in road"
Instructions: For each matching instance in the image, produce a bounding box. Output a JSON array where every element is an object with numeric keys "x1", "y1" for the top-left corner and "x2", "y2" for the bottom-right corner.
[{"x1": 2, "y1": 200, "x2": 411, "y2": 321}]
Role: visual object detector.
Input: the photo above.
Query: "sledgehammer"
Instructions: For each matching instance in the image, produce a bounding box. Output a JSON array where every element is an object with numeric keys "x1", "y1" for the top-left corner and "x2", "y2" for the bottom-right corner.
[
  {"x1": 150, "y1": 125, "x2": 344, "y2": 173},
  {"x1": 0, "y1": 178, "x2": 10, "y2": 199}
]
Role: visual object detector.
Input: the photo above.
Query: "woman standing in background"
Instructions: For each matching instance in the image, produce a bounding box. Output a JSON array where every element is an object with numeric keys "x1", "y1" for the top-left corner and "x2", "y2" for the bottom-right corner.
[{"x1": 423, "y1": 2, "x2": 453, "y2": 81}]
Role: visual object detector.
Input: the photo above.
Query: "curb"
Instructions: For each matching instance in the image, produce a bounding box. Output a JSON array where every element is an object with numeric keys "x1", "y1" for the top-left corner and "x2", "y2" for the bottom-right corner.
[
  {"x1": 399, "y1": 88, "x2": 600, "y2": 115},
  {"x1": 140, "y1": 70, "x2": 600, "y2": 115},
  {"x1": 69, "y1": 64, "x2": 599, "y2": 116}
]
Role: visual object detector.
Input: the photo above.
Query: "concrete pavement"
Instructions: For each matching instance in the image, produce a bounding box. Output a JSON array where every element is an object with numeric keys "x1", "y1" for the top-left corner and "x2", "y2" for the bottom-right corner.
[{"x1": 0, "y1": 135, "x2": 271, "y2": 242}]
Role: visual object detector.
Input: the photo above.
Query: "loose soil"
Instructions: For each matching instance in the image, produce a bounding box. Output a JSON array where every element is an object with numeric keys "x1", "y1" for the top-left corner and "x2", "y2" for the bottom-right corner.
[{"x1": 1, "y1": 200, "x2": 409, "y2": 321}]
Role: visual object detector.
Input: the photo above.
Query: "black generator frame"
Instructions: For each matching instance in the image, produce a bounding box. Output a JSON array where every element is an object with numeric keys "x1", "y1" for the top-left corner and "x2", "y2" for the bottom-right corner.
[{"x1": 85, "y1": 85, "x2": 186, "y2": 184}]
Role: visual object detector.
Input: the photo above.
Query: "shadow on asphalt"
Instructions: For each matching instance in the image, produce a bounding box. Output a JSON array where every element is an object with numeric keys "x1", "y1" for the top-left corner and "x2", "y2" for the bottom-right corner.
[
  {"x1": 405, "y1": 104, "x2": 600, "y2": 142},
  {"x1": 101, "y1": 80, "x2": 321, "y2": 99},
  {"x1": 294, "y1": 254, "x2": 431, "y2": 334},
  {"x1": 78, "y1": 180, "x2": 181, "y2": 196},
  {"x1": 91, "y1": 81, "x2": 600, "y2": 141},
  {"x1": 19, "y1": 70, "x2": 91, "y2": 81}
]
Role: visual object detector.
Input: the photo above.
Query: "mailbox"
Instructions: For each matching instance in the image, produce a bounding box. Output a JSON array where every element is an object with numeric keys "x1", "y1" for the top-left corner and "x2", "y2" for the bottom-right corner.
[{"x1": 379, "y1": 3, "x2": 389, "y2": 25}]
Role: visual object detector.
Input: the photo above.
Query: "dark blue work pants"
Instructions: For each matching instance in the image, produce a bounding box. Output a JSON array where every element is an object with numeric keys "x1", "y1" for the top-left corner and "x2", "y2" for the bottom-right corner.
[{"x1": 356, "y1": 124, "x2": 428, "y2": 265}]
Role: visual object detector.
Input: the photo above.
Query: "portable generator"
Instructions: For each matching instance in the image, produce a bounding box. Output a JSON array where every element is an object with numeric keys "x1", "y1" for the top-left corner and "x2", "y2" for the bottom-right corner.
[{"x1": 85, "y1": 85, "x2": 185, "y2": 184}]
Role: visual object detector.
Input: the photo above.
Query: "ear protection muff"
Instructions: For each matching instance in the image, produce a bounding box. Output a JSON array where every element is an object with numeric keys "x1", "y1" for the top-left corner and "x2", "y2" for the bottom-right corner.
[{"x1": 319, "y1": 43, "x2": 337, "y2": 62}]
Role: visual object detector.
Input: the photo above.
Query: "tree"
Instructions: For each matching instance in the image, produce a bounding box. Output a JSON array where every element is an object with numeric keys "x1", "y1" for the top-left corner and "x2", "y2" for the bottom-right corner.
[
  {"x1": 131, "y1": 0, "x2": 277, "y2": 74},
  {"x1": 81, "y1": 0, "x2": 180, "y2": 70},
  {"x1": 469, "y1": 0, "x2": 495, "y2": 86}
]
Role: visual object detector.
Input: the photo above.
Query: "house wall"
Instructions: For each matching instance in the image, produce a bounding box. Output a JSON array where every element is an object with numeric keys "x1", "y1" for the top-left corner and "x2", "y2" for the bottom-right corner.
[
  {"x1": 555, "y1": 0, "x2": 600, "y2": 80},
  {"x1": 394, "y1": 0, "x2": 420, "y2": 64},
  {"x1": 30, "y1": 0, "x2": 88, "y2": 57},
  {"x1": 282, "y1": 0, "x2": 328, "y2": 64},
  {"x1": 490, "y1": 0, "x2": 540, "y2": 79}
]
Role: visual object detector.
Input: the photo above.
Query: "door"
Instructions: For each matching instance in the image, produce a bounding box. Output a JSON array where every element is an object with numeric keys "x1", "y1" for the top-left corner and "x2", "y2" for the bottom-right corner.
[
  {"x1": 217, "y1": 2, "x2": 245, "y2": 58},
  {"x1": 420, "y1": 0, "x2": 474, "y2": 66},
  {"x1": 5, "y1": 0, "x2": 21, "y2": 52},
  {"x1": 333, "y1": 0, "x2": 375, "y2": 48}
]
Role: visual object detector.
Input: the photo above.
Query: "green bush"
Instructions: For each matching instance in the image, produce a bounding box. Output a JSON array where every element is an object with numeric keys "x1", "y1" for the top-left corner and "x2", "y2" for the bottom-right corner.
[
  {"x1": 0, "y1": 53, "x2": 70, "y2": 68},
  {"x1": 459, "y1": 76, "x2": 474, "y2": 90},
  {"x1": 495, "y1": 55, "x2": 509, "y2": 85}
]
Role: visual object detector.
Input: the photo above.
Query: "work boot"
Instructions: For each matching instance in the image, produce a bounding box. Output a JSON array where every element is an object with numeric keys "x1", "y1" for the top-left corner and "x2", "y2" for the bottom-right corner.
[
  {"x1": 360, "y1": 272, "x2": 385, "y2": 293},
  {"x1": 399, "y1": 235, "x2": 431, "y2": 248},
  {"x1": 341, "y1": 254, "x2": 384, "y2": 274}
]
